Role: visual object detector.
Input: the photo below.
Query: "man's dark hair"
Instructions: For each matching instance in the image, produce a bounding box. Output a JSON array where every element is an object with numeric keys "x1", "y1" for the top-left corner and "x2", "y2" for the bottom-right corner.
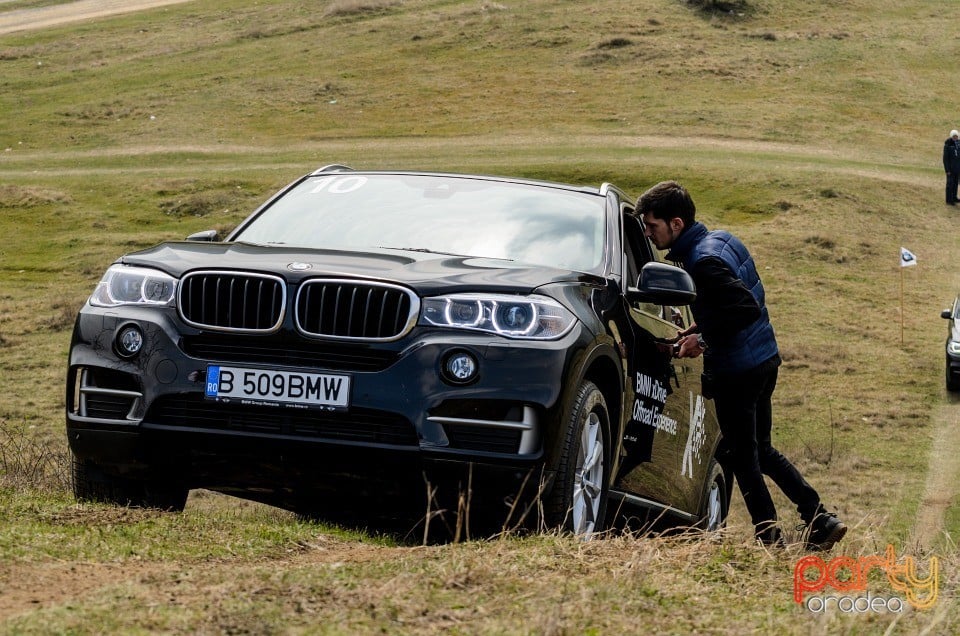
[{"x1": 636, "y1": 180, "x2": 696, "y2": 227}]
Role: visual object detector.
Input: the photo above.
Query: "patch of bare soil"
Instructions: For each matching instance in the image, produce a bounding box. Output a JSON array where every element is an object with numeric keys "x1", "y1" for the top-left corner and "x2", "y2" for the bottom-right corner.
[
  {"x1": 0, "y1": 528, "x2": 397, "y2": 622},
  {"x1": 0, "y1": 0, "x2": 195, "y2": 35},
  {"x1": 912, "y1": 400, "x2": 960, "y2": 549},
  {"x1": 0, "y1": 560, "x2": 174, "y2": 620}
]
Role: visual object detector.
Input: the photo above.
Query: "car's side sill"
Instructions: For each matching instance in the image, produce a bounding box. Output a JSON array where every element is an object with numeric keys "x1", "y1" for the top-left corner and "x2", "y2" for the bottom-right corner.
[{"x1": 607, "y1": 489, "x2": 697, "y2": 522}]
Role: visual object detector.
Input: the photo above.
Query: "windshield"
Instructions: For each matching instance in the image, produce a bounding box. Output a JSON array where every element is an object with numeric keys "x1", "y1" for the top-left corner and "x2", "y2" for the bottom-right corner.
[{"x1": 233, "y1": 174, "x2": 606, "y2": 272}]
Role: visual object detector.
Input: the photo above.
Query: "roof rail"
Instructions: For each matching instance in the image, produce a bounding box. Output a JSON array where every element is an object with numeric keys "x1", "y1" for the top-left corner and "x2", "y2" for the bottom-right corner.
[{"x1": 311, "y1": 164, "x2": 354, "y2": 174}]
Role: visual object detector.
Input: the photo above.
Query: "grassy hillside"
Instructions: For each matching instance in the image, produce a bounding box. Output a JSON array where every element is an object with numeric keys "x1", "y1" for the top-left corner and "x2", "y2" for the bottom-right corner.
[
  {"x1": 1, "y1": 0, "x2": 957, "y2": 633},
  {"x1": 0, "y1": 0, "x2": 953, "y2": 161}
]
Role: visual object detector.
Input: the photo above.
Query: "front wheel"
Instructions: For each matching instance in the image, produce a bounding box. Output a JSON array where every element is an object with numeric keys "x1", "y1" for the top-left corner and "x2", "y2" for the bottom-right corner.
[
  {"x1": 947, "y1": 358, "x2": 960, "y2": 392},
  {"x1": 545, "y1": 381, "x2": 609, "y2": 539},
  {"x1": 72, "y1": 454, "x2": 188, "y2": 512}
]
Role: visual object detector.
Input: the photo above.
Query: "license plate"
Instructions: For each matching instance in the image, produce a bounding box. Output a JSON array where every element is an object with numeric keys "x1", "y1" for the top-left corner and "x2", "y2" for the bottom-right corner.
[{"x1": 205, "y1": 365, "x2": 350, "y2": 410}]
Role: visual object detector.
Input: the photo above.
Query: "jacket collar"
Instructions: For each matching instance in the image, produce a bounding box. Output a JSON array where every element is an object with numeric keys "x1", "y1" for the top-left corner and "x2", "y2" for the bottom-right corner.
[{"x1": 666, "y1": 221, "x2": 708, "y2": 263}]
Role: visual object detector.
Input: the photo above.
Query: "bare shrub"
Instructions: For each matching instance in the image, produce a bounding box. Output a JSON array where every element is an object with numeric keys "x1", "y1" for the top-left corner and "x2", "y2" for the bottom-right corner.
[{"x1": 0, "y1": 419, "x2": 70, "y2": 493}]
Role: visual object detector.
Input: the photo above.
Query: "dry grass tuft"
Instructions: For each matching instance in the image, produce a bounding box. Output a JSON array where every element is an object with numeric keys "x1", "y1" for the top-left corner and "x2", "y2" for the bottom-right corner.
[
  {"x1": 159, "y1": 192, "x2": 233, "y2": 217},
  {"x1": 42, "y1": 299, "x2": 80, "y2": 332},
  {"x1": 0, "y1": 185, "x2": 71, "y2": 208},
  {"x1": 44, "y1": 503, "x2": 166, "y2": 527},
  {"x1": 323, "y1": 0, "x2": 402, "y2": 18},
  {"x1": 56, "y1": 101, "x2": 151, "y2": 123},
  {"x1": 684, "y1": 0, "x2": 753, "y2": 16}
]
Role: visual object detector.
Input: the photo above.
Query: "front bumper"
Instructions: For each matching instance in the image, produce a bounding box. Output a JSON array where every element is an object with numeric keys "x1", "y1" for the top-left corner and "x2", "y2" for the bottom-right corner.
[
  {"x1": 65, "y1": 304, "x2": 587, "y2": 495},
  {"x1": 947, "y1": 345, "x2": 960, "y2": 384}
]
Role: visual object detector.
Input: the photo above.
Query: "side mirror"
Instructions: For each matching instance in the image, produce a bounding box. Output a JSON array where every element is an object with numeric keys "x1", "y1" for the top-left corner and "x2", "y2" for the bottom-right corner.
[
  {"x1": 626, "y1": 262, "x2": 697, "y2": 306},
  {"x1": 943, "y1": 309, "x2": 954, "y2": 320},
  {"x1": 186, "y1": 229, "x2": 219, "y2": 242}
]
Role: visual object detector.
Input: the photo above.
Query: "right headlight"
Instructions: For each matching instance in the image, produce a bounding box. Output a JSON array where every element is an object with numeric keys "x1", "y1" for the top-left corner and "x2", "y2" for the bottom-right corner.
[
  {"x1": 948, "y1": 340, "x2": 960, "y2": 356},
  {"x1": 89, "y1": 265, "x2": 178, "y2": 307},
  {"x1": 419, "y1": 293, "x2": 576, "y2": 340}
]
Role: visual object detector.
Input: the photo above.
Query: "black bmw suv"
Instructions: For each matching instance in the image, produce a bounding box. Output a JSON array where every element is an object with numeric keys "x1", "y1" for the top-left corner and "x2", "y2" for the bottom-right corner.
[{"x1": 66, "y1": 166, "x2": 728, "y2": 538}]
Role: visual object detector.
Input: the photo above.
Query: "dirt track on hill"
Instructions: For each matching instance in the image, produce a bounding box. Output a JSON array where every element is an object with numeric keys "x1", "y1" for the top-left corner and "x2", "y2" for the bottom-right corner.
[
  {"x1": 913, "y1": 401, "x2": 960, "y2": 549},
  {"x1": 0, "y1": 0, "x2": 195, "y2": 35}
]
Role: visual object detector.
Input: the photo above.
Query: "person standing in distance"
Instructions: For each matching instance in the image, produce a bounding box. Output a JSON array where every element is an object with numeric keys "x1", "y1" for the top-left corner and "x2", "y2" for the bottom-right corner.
[
  {"x1": 943, "y1": 129, "x2": 960, "y2": 205},
  {"x1": 636, "y1": 180, "x2": 847, "y2": 549}
]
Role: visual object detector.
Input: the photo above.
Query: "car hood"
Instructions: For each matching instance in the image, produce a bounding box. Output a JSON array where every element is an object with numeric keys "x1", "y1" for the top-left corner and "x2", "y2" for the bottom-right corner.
[{"x1": 120, "y1": 241, "x2": 603, "y2": 296}]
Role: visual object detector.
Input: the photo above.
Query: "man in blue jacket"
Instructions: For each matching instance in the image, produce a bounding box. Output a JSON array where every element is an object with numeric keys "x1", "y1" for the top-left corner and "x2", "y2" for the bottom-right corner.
[
  {"x1": 943, "y1": 129, "x2": 960, "y2": 205},
  {"x1": 637, "y1": 180, "x2": 846, "y2": 550}
]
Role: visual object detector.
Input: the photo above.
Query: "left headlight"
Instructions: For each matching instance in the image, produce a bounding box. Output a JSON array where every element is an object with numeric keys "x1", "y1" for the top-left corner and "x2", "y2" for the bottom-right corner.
[
  {"x1": 89, "y1": 265, "x2": 178, "y2": 307},
  {"x1": 949, "y1": 340, "x2": 960, "y2": 356},
  {"x1": 419, "y1": 293, "x2": 576, "y2": 340}
]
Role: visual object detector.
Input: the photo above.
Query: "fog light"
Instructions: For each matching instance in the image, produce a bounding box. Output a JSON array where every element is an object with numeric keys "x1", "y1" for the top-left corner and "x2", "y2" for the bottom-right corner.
[
  {"x1": 442, "y1": 351, "x2": 478, "y2": 384},
  {"x1": 115, "y1": 324, "x2": 144, "y2": 358}
]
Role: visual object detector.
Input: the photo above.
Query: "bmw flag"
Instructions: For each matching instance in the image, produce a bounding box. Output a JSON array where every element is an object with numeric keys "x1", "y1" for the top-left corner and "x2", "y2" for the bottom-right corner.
[{"x1": 899, "y1": 247, "x2": 917, "y2": 268}]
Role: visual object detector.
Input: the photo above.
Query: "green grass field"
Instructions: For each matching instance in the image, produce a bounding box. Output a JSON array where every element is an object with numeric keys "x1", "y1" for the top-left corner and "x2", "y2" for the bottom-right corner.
[{"x1": 1, "y1": 0, "x2": 957, "y2": 632}]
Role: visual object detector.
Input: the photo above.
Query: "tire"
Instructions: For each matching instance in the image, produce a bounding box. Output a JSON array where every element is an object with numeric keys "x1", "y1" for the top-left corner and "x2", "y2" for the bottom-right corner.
[
  {"x1": 697, "y1": 458, "x2": 728, "y2": 532},
  {"x1": 545, "y1": 380, "x2": 609, "y2": 539},
  {"x1": 72, "y1": 454, "x2": 188, "y2": 512}
]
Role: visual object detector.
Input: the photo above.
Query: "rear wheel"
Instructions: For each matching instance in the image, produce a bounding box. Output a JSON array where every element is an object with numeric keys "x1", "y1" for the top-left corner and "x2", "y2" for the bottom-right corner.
[
  {"x1": 72, "y1": 454, "x2": 188, "y2": 512},
  {"x1": 545, "y1": 381, "x2": 609, "y2": 539},
  {"x1": 697, "y1": 458, "x2": 728, "y2": 532}
]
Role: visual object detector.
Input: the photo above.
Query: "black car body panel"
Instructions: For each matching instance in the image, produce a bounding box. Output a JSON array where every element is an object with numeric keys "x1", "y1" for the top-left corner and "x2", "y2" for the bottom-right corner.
[
  {"x1": 66, "y1": 168, "x2": 725, "y2": 533},
  {"x1": 943, "y1": 296, "x2": 960, "y2": 392}
]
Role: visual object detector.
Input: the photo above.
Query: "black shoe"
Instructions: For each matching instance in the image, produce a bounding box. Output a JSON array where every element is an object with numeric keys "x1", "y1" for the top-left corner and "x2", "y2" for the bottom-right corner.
[
  {"x1": 756, "y1": 525, "x2": 785, "y2": 548},
  {"x1": 801, "y1": 512, "x2": 847, "y2": 550}
]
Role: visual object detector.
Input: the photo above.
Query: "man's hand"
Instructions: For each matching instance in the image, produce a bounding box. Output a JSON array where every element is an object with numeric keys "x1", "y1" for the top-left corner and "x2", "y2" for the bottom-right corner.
[{"x1": 675, "y1": 333, "x2": 706, "y2": 358}]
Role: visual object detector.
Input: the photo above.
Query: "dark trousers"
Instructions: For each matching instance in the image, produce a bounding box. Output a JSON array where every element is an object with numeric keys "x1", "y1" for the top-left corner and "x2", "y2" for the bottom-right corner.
[
  {"x1": 947, "y1": 172, "x2": 959, "y2": 204},
  {"x1": 711, "y1": 356, "x2": 820, "y2": 534}
]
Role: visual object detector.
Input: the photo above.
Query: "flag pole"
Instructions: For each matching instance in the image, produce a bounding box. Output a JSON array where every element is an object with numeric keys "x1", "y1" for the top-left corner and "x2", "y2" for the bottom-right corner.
[
  {"x1": 900, "y1": 264, "x2": 904, "y2": 346},
  {"x1": 897, "y1": 247, "x2": 916, "y2": 346}
]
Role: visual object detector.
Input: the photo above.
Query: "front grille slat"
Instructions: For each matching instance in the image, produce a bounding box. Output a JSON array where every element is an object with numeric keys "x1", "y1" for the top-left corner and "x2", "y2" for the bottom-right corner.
[
  {"x1": 229, "y1": 278, "x2": 239, "y2": 329},
  {"x1": 318, "y1": 285, "x2": 329, "y2": 334},
  {"x1": 346, "y1": 286, "x2": 358, "y2": 335},
  {"x1": 296, "y1": 279, "x2": 418, "y2": 341},
  {"x1": 361, "y1": 287, "x2": 373, "y2": 335},
  {"x1": 179, "y1": 271, "x2": 286, "y2": 334},
  {"x1": 376, "y1": 289, "x2": 388, "y2": 335},
  {"x1": 333, "y1": 286, "x2": 343, "y2": 334},
  {"x1": 391, "y1": 292, "x2": 403, "y2": 333}
]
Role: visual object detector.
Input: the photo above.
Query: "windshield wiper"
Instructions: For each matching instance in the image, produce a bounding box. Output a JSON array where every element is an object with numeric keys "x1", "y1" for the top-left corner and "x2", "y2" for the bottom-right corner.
[{"x1": 376, "y1": 246, "x2": 511, "y2": 260}]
